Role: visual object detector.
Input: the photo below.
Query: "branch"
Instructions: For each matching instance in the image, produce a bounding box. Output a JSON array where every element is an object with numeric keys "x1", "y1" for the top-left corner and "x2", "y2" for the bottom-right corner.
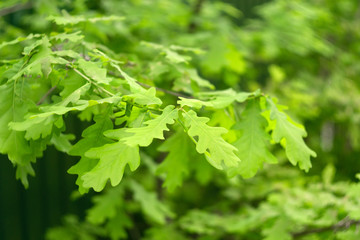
[
  {"x1": 0, "y1": 2, "x2": 33, "y2": 17},
  {"x1": 188, "y1": 0, "x2": 205, "y2": 33},
  {"x1": 292, "y1": 217, "x2": 360, "y2": 238},
  {"x1": 36, "y1": 86, "x2": 57, "y2": 105}
]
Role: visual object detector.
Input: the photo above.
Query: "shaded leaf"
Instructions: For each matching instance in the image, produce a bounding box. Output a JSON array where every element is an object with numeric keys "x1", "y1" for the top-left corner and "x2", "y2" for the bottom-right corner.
[
  {"x1": 82, "y1": 134, "x2": 140, "y2": 191},
  {"x1": 129, "y1": 180, "x2": 174, "y2": 224},
  {"x1": 157, "y1": 129, "x2": 190, "y2": 192},
  {"x1": 231, "y1": 99, "x2": 277, "y2": 178}
]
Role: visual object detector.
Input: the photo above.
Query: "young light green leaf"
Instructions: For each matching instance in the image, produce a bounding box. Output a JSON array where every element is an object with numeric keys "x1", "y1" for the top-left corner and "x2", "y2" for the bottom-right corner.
[
  {"x1": 157, "y1": 130, "x2": 190, "y2": 192},
  {"x1": 77, "y1": 59, "x2": 111, "y2": 85},
  {"x1": 129, "y1": 180, "x2": 175, "y2": 225},
  {"x1": 126, "y1": 87, "x2": 163, "y2": 106},
  {"x1": 13, "y1": 84, "x2": 90, "y2": 138},
  {"x1": 183, "y1": 110, "x2": 240, "y2": 170},
  {"x1": 110, "y1": 63, "x2": 162, "y2": 106},
  {"x1": 178, "y1": 89, "x2": 254, "y2": 109},
  {"x1": 9, "y1": 115, "x2": 61, "y2": 140},
  {"x1": 122, "y1": 105, "x2": 178, "y2": 147},
  {"x1": 164, "y1": 49, "x2": 190, "y2": 63},
  {"x1": 267, "y1": 98, "x2": 316, "y2": 171},
  {"x1": 230, "y1": 99, "x2": 277, "y2": 178},
  {"x1": 82, "y1": 138, "x2": 140, "y2": 192}
]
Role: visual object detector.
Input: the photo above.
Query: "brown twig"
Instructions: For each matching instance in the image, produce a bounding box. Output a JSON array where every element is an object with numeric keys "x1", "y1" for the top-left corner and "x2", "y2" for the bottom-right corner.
[
  {"x1": 0, "y1": 2, "x2": 33, "y2": 17},
  {"x1": 292, "y1": 217, "x2": 360, "y2": 238},
  {"x1": 36, "y1": 86, "x2": 57, "y2": 105},
  {"x1": 188, "y1": 0, "x2": 205, "y2": 33}
]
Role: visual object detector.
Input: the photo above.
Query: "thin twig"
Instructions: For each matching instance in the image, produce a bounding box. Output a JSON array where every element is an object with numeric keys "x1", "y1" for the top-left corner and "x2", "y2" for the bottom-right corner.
[
  {"x1": 292, "y1": 217, "x2": 360, "y2": 238},
  {"x1": 0, "y1": 2, "x2": 33, "y2": 17},
  {"x1": 36, "y1": 86, "x2": 57, "y2": 105}
]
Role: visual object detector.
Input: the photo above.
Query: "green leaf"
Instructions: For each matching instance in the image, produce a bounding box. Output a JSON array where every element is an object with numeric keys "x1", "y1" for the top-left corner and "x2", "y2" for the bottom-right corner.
[
  {"x1": 34, "y1": 83, "x2": 91, "y2": 118},
  {"x1": 164, "y1": 49, "x2": 190, "y2": 64},
  {"x1": 129, "y1": 180, "x2": 174, "y2": 225},
  {"x1": 77, "y1": 59, "x2": 111, "y2": 85},
  {"x1": 207, "y1": 109, "x2": 237, "y2": 142},
  {"x1": 50, "y1": 31, "x2": 84, "y2": 43},
  {"x1": 183, "y1": 110, "x2": 240, "y2": 170},
  {"x1": 126, "y1": 87, "x2": 163, "y2": 106},
  {"x1": 82, "y1": 133, "x2": 140, "y2": 192},
  {"x1": 157, "y1": 129, "x2": 190, "y2": 192},
  {"x1": 185, "y1": 68, "x2": 214, "y2": 90},
  {"x1": 58, "y1": 70, "x2": 87, "y2": 98},
  {"x1": 122, "y1": 105, "x2": 178, "y2": 147},
  {"x1": 9, "y1": 115, "x2": 62, "y2": 140},
  {"x1": 46, "y1": 215, "x2": 105, "y2": 240},
  {"x1": 50, "y1": 133, "x2": 75, "y2": 153},
  {"x1": 267, "y1": 98, "x2": 316, "y2": 171},
  {"x1": 8, "y1": 38, "x2": 67, "y2": 83},
  {"x1": 110, "y1": 63, "x2": 162, "y2": 106},
  {"x1": 106, "y1": 207, "x2": 132, "y2": 240},
  {"x1": 144, "y1": 225, "x2": 186, "y2": 240},
  {"x1": 230, "y1": 99, "x2": 277, "y2": 178},
  {"x1": 11, "y1": 84, "x2": 91, "y2": 143},
  {"x1": 141, "y1": 41, "x2": 192, "y2": 64},
  {"x1": 179, "y1": 210, "x2": 222, "y2": 234},
  {"x1": 68, "y1": 111, "x2": 114, "y2": 193},
  {"x1": 48, "y1": 13, "x2": 124, "y2": 25},
  {"x1": 262, "y1": 217, "x2": 292, "y2": 240},
  {"x1": 178, "y1": 89, "x2": 254, "y2": 109},
  {"x1": 0, "y1": 83, "x2": 36, "y2": 187},
  {"x1": 0, "y1": 33, "x2": 42, "y2": 50},
  {"x1": 69, "y1": 112, "x2": 113, "y2": 156},
  {"x1": 86, "y1": 186, "x2": 124, "y2": 224}
]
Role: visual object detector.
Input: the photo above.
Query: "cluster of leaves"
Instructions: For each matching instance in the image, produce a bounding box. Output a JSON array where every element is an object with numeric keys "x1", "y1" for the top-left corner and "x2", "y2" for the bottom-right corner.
[
  {"x1": 0, "y1": 20, "x2": 313, "y2": 190},
  {"x1": 0, "y1": 0, "x2": 359, "y2": 239}
]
